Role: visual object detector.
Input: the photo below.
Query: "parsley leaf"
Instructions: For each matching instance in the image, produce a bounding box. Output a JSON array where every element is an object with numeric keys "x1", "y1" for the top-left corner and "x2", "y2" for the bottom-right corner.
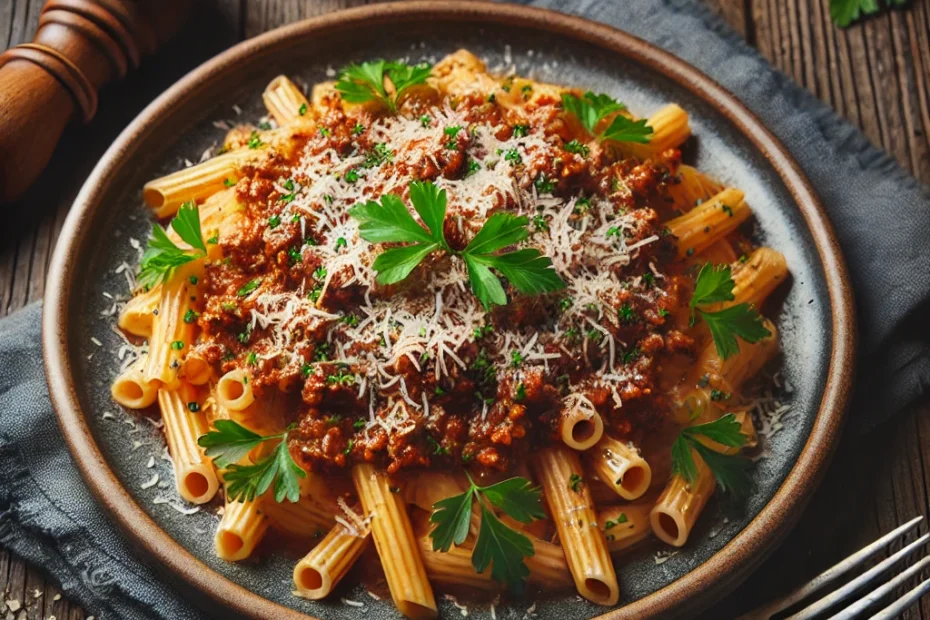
[
  {"x1": 429, "y1": 475, "x2": 544, "y2": 589},
  {"x1": 690, "y1": 263, "x2": 736, "y2": 309},
  {"x1": 561, "y1": 92, "x2": 626, "y2": 134},
  {"x1": 690, "y1": 263, "x2": 771, "y2": 360},
  {"x1": 198, "y1": 421, "x2": 306, "y2": 503},
  {"x1": 472, "y1": 503, "x2": 535, "y2": 588},
  {"x1": 351, "y1": 182, "x2": 565, "y2": 308},
  {"x1": 335, "y1": 60, "x2": 432, "y2": 113},
  {"x1": 602, "y1": 115, "x2": 653, "y2": 144},
  {"x1": 469, "y1": 249, "x2": 566, "y2": 303},
  {"x1": 480, "y1": 477, "x2": 545, "y2": 523},
  {"x1": 137, "y1": 202, "x2": 206, "y2": 288},
  {"x1": 562, "y1": 91, "x2": 653, "y2": 145},
  {"x1": 700, "y1": 304, "x2": 772, "y2": 360},
  {"x1": 197, "y1": 419, "x2": 265, "y2": 467},
  {"x1": 430, "y1": 487, "x2": 475, "y2": 551},
  {"x1": 830, "y1": 0, "x2": 905, "y2": 27},
  {"x1": 372, "y1": 243, "x2": 439, "y2": 284},
  {"x1": 671, "y1": 413, "x2": 750, "y2": 497},
  {"x1": 349, "y1": 192, "x2": 437, "y2": 245}
]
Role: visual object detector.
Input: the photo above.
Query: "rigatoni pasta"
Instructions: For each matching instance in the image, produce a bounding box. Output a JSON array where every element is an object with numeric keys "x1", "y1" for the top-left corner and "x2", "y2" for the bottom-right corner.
[{"x1": 110, "y1": 49, "x2": 788, "y2": 616}]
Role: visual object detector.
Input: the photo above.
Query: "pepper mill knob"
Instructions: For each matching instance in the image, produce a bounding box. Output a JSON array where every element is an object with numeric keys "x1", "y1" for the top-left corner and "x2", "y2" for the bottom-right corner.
[{"x1": 0, "y1": 0, "x2": 191, "y2": 203}]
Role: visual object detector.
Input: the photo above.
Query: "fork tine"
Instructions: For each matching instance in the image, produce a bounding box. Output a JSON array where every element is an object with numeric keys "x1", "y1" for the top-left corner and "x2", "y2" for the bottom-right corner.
[
  {"x1": 743, "y1": 516, "x2": 924, "y2": 618},
  {"x1": 867, "y1": 574, "x2": 930, "y2": 620},
  {"x1": 826, "y1": 555, "x2": 930, "y2": 619},
  {"x1": 785, "y1": 533, "x2": 930, "y2": 620}
]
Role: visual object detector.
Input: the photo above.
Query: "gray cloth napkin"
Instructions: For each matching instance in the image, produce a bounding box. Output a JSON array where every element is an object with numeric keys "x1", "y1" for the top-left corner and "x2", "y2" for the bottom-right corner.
[{"x1": 1, "y1": 0, "x2": 928, "y2": 618}]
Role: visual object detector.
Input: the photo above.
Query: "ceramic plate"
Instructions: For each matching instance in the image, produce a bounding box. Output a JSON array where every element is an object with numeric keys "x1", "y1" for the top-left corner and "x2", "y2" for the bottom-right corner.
[{"x1": 43, "y1": 2, "x2": 855, "y2": 618}]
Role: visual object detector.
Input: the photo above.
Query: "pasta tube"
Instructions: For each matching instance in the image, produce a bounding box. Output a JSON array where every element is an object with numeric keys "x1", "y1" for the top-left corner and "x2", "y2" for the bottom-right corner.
[
  {"x1": 143, "y1": 261, "x2": 203, "y2": 390},
  {"x1": 719, "y1": 247, "x2": 788, "y2": 311},
  {"x1": 215, "y1": 495, "x2": 269, "y2": 561},
  {"x1": 111, "y1": 355, "x2": 159, "y2": 409},
  {"x1": 650, "y1": 449, "x2": 715, "y2": 547},
  {"x1": 143, "y1": 149, "x2": 256, "y2": 218},
  {"x1": 623, "y1": 104, "x2": 690, "y2": 159},
  {"x1": 417, "y1": 530, "x2": 573, "y2": 591},
  {"x1": 666, "y1": 188, "x2": 750, "y2": 258},
  {"x1": 598, "y1": 503, "x2": 653, "y2": 553},
  {"x1": 352, "y1": 463, "x2": 437, "y2": 619},
  {"x1": 158, "y1": 388, "x2": 218, "y2": 504},
  {"x1": 263, "y1": 75, "x2": 311, "y2": 125},
  {"x1": 668, "y1": 165, "x2": 724, "y2": 210},
  {"x1": 559, "y1": 405, "x2": 604, "y2": 450},
  {"x1": 534, "y1": 446, "x2": 619, "y2": 606},
  {"x1": 293, "y1": 516, "x2": 370, "y2": 599},
  {"x1": 588, "y1": 436, "x2": 652, "y2": 500},
  {"x1": 118, "y1": 285, "x2": 160, "y2": 337},
  {"x1": 215, "y1": 368, "x2": 255, "y2": 411},
  {"x1": 261, "y1": 492, "x2": 336, "y2": 538}
]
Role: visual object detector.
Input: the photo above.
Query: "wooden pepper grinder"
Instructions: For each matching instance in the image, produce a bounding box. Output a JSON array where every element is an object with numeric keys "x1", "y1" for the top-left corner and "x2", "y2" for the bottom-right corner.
[{"x1": 0, "y1": 0, "x2": 191, "y2": 203}]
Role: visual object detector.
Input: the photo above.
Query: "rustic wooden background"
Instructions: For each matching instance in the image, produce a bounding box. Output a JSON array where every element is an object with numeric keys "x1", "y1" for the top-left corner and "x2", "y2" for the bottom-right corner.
[{"x1": 1, "y1": 0, "x2": 929, "y2": 618}]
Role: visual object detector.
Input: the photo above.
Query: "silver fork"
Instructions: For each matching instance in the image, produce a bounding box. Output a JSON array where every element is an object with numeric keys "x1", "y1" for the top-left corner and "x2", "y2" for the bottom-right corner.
[{"x1": 742, "y1": 516, "x2": 930, "y2": 619}]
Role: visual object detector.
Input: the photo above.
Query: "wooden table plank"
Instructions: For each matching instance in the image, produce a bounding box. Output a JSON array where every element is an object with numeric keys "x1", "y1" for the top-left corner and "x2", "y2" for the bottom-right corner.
[{"x1": 1, "y1": 1, "x2": 929, "y2": 618}]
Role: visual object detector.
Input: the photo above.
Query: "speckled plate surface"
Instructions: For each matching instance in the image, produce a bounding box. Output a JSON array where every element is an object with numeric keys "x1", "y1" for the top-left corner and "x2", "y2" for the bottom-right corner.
[{"x1": 42, "y1": 2, "x2": 855, "y2": 618}]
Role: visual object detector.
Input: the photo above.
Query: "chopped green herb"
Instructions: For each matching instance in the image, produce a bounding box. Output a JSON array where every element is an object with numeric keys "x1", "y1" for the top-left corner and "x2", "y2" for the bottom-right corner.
[
  {"x1": 344, "y1": 168, "x2": 359, "y2": 183},
  {"x1": 534, "y1": 173, "x2": 555, "y2": 194},
  {"x1": 512, "y1": 123, "x2": 530, "y2": 138},
  {"x1": 268, "y1": 215, "x2": 281, "y2": 229},
  {"x1": 298, "y1": 103, "x2": 308, "y2": 116},
  {"x1": 170, "y1": 340, "x2": 184, "y2": 351},
  {"x1": 618, "y1": 304, "x2": 637, "y2": 323},
  {"x1": 569, "y1": 473, "x2": 584, "y2": 493},
  {"x1": 183, "y1": 309, "x2": 198, "y2": 324},
  {"x1": 187, "y1": 402, "x2": 200, "y2": 413},
  {"x1": 247, "y1": 131, "x2": 263, "y2": 149},
  {"x1": 564, "y1": 139, "x2": 589, "y2": 157},
  {"x1": 237, "y1": 279, "x2": 261, "y2": 297}
]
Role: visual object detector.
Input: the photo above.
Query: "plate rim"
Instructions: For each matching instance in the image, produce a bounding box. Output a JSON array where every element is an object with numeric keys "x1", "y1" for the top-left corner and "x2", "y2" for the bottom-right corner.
[{"x1": 41, "y1": 2, "x2": 857, "y2": 618}]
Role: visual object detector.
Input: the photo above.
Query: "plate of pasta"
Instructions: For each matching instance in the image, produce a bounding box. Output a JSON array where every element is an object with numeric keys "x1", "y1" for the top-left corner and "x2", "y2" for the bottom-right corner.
[{"x1": 42, "y1": 2, "x2": 854, "y2": 619}]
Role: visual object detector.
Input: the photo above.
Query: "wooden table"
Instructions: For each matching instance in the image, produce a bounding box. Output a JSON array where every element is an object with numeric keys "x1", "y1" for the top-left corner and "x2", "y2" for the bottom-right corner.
[{"x1": 1, "y1": 0, "x2": 928, "y2": 618}]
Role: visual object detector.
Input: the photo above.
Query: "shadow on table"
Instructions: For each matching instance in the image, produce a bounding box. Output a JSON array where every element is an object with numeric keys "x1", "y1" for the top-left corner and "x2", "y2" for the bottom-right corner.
[{"x1": 0, "y1": 1, "x2": 243, "y2": 251}]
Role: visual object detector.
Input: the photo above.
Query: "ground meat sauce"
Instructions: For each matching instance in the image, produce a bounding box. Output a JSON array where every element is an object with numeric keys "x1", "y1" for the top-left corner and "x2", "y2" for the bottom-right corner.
[{"x1": 190, "y1": 76, "x2": 698, "y2": 478}]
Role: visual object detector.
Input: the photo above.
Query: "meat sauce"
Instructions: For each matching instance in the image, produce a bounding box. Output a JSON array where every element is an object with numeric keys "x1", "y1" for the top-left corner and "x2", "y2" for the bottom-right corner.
[{"x1": 191, "y1": 84, "x2": 697, "y2": 478}]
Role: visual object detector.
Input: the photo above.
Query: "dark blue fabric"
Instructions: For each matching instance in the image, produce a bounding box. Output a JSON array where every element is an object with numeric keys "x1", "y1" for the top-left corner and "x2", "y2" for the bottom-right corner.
[{"x1": 0, "y1": 0, "x2": 928, "y2": 618}]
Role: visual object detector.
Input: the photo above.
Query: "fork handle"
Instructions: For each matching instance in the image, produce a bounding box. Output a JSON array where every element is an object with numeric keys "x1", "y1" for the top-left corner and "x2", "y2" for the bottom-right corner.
[{"x1": 0, "y1": 0, "x2": 191, "y2": 203}]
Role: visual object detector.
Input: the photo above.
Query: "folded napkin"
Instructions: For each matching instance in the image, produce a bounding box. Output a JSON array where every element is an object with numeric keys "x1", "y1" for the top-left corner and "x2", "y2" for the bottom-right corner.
[{"x1": 1, "y1": 0, "x2": 928, "y2": 618}]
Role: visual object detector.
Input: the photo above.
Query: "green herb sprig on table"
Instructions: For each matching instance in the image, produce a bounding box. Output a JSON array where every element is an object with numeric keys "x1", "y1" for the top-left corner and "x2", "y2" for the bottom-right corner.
[
  {"x1": 335, "y1": 60, "x2": 432, "y2": 113},
  {"x1": 349, "y1": 181, "x2": 566, "y2": 309},
  {"x1": 561, "y1": 91, "x2": 653, "y2": 145},
  {"x1": 137, "y1": 202, "x2": 206, "y2": 289},
  {"x1": 430, "y1": 475, "x2": 545, "y2": 589},
  {"x1": 671, "y1": 413, "x2": 750, "y2": 497},
  {"x1": 829, "y1": 0, "x2": 906, "y2": 27},
  {"x1": 198, "y1": 420, "x2": 306, "y2": 503},
  {"x1": 690, "y1": 263, "x2": 771, "y2": 360}
]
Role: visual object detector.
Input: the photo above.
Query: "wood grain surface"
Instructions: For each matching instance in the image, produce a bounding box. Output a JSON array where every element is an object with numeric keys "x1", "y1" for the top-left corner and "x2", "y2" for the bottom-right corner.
[{"x1": 1, "y1": 0, "x2": 928, "y2": 618}]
